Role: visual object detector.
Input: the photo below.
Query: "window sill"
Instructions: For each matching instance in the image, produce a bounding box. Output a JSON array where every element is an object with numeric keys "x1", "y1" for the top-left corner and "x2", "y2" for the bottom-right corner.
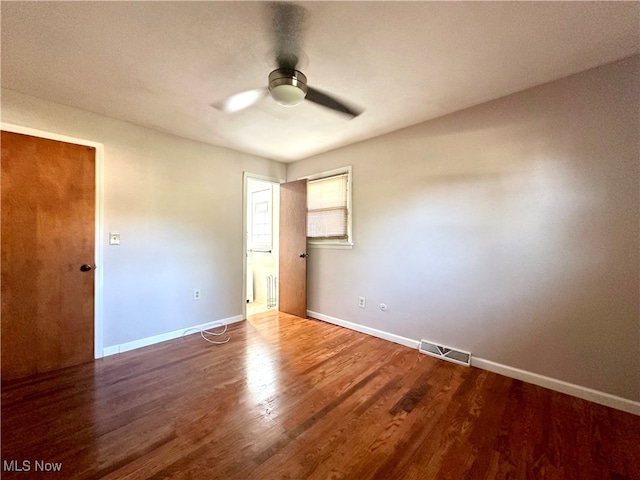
[{"x1": 307, "y1": 242, "x2": 353, "y2": 250}]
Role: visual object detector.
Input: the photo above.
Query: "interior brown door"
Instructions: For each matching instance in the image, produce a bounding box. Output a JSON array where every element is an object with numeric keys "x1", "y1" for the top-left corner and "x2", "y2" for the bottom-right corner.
[
  {"x1": 1, "y1": 131, "x2": 95, "y2": 381},
  {"x1": 279, "y1": 179, "x2": 308, "y2": 317}
]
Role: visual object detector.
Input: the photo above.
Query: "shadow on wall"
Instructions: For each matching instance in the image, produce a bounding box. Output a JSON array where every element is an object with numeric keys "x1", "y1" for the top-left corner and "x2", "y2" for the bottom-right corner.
[
  {"x1": 362, "y1": 129, "x2": 636, "y2": 397},
  {"x1": 303, "y1": 57, "x2": 639, "y2": 400}
]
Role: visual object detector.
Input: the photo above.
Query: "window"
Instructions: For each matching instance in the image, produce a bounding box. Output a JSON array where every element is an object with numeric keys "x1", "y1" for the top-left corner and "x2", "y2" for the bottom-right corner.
[
  {"x1": 250, "y1": 187, "x2": 272, "y2": 250},
  {"x1": 306, "y1": 167, "x2": 352, "y2": 247}
]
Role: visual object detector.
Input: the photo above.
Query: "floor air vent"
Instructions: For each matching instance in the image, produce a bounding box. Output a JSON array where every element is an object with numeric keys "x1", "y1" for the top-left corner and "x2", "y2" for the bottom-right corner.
[{"x1": 418, "y1": 339, "x2": 471, "y2": 367}]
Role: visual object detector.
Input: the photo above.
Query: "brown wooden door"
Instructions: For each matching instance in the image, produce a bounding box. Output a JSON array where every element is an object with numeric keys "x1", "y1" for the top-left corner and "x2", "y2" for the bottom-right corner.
[
  {"x1": 279, "y1": 179, "x2": 308, "y2": 317},
  {"x1": 1, "y1": 131, "x2": 95, "y2": 380}
]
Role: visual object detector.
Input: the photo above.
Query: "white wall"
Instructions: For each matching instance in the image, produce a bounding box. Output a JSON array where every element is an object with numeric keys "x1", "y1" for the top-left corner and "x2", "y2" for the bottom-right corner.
[
  {"x1": 1, "y1": 88, "x2": 286, "y2": 349},
  {"x1": 287, "y1": 56, "x2": 640, "y2": 403}
]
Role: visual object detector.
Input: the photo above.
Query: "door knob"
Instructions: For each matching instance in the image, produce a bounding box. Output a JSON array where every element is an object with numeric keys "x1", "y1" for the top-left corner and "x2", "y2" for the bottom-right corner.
[
  {"x1": 299, "y1": 253, "x2": 308, "y2": 258},
  {"x1": 80, "y1": 264, "x2": 93, "y2": 272}
]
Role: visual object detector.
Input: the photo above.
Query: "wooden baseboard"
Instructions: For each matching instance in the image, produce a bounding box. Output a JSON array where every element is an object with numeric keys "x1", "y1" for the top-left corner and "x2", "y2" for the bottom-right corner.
[
  {"x1": 308, "y1": 310, "x2": 640, "y2": 416},
  {"x1": 102, "y1": 314, "x2": 244, "y2": 357}
]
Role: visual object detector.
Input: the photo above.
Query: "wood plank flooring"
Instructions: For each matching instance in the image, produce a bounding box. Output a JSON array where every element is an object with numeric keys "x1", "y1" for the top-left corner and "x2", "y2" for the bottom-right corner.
[{"x1": 2, "y1": 311, "x2": 639, "y2": 479}]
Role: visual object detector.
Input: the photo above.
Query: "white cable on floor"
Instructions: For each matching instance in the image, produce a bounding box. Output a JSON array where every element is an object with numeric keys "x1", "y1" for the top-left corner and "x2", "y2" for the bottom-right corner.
[
  {"x1": 200, "y1": 323, "x2": 230, "y2": 344},
  {"x1": 182, "y1": 321, "x2": 230, "y2": 345}
]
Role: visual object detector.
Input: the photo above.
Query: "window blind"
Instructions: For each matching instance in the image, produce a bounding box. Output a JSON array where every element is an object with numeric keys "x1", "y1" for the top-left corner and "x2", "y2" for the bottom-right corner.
[{"x1": 307, "y1": 173, "x2": 348, "y2": 240}]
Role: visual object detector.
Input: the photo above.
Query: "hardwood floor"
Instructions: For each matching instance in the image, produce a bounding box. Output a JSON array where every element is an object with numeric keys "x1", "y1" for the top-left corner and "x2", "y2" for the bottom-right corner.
[{"x1": 2, "y1": 311, "x2": 639, "y2": 479}]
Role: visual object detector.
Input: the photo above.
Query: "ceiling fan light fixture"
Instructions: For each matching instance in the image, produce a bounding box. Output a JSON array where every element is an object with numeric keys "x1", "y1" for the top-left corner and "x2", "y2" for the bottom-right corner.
[{"x1": 269, "y1": 68, "x2": 308, "y2": 106}]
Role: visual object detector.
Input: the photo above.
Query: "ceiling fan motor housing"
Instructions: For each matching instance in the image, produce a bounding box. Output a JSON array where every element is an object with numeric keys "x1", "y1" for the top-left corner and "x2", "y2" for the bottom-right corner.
[{"x1": 268, "y1": 68, "x2": 308, "y2": 106}]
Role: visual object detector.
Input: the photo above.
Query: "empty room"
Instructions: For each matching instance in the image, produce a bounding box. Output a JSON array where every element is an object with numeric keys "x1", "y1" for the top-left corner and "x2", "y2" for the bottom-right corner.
[{"x1": 1, "y1": 2, "x2": 639, "y2": 479}]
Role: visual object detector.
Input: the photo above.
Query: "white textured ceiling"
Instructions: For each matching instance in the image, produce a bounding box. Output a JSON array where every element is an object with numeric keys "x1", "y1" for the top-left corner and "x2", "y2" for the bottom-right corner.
[{"x1": 2, "y1": 1, "x2": 638, "y2": 162}]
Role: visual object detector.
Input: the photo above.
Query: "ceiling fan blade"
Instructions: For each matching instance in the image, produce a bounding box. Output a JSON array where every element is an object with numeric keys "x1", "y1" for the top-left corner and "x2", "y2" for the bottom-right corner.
[
  {"x1": 214, "y1": 88, "x2": 268, "y2": 113},
  {"x1": 306, "y1": 87, "x2": 363, "y2": 118},
  {"x1": 269, "y1": 2, "x2": 307, "y2": 70}
]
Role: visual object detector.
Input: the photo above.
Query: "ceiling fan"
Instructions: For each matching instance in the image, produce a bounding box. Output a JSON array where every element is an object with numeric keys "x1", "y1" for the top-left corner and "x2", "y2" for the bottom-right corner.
[{"x1": 215, "y1": 2, "x2": 363, "y2": 119}]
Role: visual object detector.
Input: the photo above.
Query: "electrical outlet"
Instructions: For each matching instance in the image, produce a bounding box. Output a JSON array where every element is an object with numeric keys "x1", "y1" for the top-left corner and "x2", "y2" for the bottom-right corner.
[
  {"x1": 358, "y1": 296, "x2": 366, "y2": 308},
  {"x1": 194, "y1": 289, "x2": 201, "y2": 300}
]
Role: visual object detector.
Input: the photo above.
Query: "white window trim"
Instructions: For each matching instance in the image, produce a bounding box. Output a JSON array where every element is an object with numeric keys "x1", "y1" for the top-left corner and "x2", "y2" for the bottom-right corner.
[{"x1": 299, "y1": 166, "x2": 353, "y2": 249}]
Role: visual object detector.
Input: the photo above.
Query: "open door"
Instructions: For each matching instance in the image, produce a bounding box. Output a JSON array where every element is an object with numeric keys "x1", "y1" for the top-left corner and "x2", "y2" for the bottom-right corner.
[
  {"x1": 1, "y1": 131, "x2": 95, "y2": 380},
  {"x1": 278, "y1": 179, "x2": 308, "y2": 318}
]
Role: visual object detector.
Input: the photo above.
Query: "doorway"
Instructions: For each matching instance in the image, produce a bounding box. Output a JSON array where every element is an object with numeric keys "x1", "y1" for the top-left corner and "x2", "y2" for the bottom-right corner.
[{"x1": 244, "y1": 175, "x2": 280, "y2": 317}]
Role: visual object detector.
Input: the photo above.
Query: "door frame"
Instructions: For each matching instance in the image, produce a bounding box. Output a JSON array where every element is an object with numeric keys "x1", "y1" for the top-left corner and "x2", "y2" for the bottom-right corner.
[
  {"x1": 242, "y1": 172, "x2": 284, "y2": 319},
  {"x1": 1, "y1": 122, "x2": 105, "y2": 358}
]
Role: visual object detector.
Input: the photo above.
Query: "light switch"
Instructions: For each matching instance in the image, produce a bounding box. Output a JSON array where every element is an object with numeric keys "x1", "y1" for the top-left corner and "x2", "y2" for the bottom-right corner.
[{"x1": 109, "y1": 232, "x2": 121, "y2": 245}]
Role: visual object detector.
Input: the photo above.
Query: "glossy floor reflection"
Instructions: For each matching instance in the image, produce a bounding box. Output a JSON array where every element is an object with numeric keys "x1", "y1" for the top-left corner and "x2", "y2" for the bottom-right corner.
[{"x1": 2, "y1": 311, "x2": 638, "y2": 479}]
